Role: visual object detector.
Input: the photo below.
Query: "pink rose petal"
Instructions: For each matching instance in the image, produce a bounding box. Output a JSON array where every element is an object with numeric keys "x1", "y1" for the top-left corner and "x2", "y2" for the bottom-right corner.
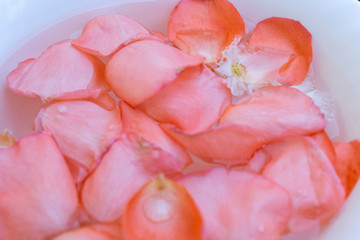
[{"x1": 53, "y1": 223, "x2": 123, "y2": 240}]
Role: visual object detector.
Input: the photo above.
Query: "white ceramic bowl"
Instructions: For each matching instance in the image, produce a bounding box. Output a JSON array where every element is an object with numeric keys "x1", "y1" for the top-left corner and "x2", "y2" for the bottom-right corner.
[{"x1": 1, "y1": 0, "x2": 360, "y2": 239}]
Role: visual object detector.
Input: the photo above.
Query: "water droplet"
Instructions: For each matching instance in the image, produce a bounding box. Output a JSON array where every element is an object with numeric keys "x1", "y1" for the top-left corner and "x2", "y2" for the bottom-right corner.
[
  {"x1": 57, "y1": 105, "x2": 68, "y2": 113},
  {"x1": 143, "y1": 196, "x2": 174, "y2": 223}
]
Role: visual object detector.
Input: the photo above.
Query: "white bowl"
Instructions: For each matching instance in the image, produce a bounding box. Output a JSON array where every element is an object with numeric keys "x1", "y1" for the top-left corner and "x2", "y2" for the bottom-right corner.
[{"x1": 1, "y1": 0, "x2": 360, "y2": 239}]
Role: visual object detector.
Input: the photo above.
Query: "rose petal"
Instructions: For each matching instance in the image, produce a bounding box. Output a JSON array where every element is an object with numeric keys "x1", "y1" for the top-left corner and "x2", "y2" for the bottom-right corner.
[
  {"x1": 262, "y1": 136, "x2": 345, "y2": 232},
  {"x1": 120, "y1": 101, "x2": 192, "y2": 167},
  {"x1": 139, "y1": 64, "x2": 231, "y2": 133},
  {"x1": 53, "y1": 223, "x2": 122, "y2": 240},
  {"x1": 161, "y1": 123, "x2": 263, "y2": 166},
  {"x1": 123, "y1": 175, "x2": 202, "y2": 240},
  {"x1": 72, "y1": 14, "x2": 152, "y2": 57},
  {"x1": 168, "y1": 0, "x2": 245, "y2": 63},
  {"x1": 0, "y1": 133, "x2": 78, "y2": 240},
  {"x1": 244, "y1": 17, "x2": 312, "y2": 85},
  {"x1": 312, "y1": 131, "x2": 336, "y2": 164},
  {"x1": 81, "y1": 133, "x2": 187, "y2": 222},
  {"x1": 178, "y1": 168, "x2": 291, "y2": 240},
  {"x1": 34, "y1": 100, "x2": 122, "y2": 182},
  {"x1": 7, "y1": 40, "x2": 107, "y2": 102},
  {"x1": 106, "y1": 40, "x2": 204, "y2": 106},
  {"x1": 220, "y1": 86, "x2": 325, "y2": 141},
  {"x1": 333, "y1": 140, "x2": 360, "y2": 197}
]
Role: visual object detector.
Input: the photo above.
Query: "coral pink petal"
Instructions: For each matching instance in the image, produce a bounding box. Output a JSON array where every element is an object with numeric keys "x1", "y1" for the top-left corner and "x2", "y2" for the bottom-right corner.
[
  {"x1": 72, "y1": 14, "x2": 151, "y2": 57},
  {"x1": 246, "y1": 17, "x2": 313, "y2": 85},
  {"x1": 333, "y1": 140, "x2": 360, "y2": 197},
  {"x1": 53, "y1": 223, "x2": 122, "y2": 240},
  {"x1": 106, "y1": 40, "x2": 204, "y2": 106},
  {"x1": 123, "y1": 175, "x2": 202, "y2": 240},
  {"x1": 7, "y1": 40, "x2": 107, "y2": 102},
  {"x1": 81, "y1": 133, "x2": 187, "y2": 222},
  {"x1": 220, "y1": 86, "x2": 325, "y2": 142},
  {"x1": 34, "y1": 100, "x2": 122, "y2": 183},
  {"x1": 168, "y1": 0, "x2": 245, "y2": 63},
  {"x1": 262, "y1": 136, "x2": 345, "y2": 232},
  {"x1": 139, "y1": 64, "x2": 231, "y2": 133},
  {"x1": 178, "y1": 168, "x2": 291, "y2": 240},
  {"x1": 120, "y1": 101, "x2": 192, "y2": 167},
  {"x1": 312, "y1": 131, "x2": 336, "y2": 164},
  {"x1": 0, "y1": 133, "x2": 78, "y2": 240},
  {"x1": 160, "y1": 123, "x2": 263, "y2": 166}
]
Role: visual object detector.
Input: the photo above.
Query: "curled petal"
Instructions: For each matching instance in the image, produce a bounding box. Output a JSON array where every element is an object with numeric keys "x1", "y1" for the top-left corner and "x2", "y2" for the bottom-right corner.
[
  {"x1": 81, "y1": 133, "x2": 187, "y2": 222},
  {"x1": 245, "y1": 17, "x2": 312, "y2": 85},
  {"x1": 0, "y1": 133, "x2": 78, "y2": 240},
  {"x1": 312, "y1": 131, "x2": 336, "y2": 164},
  {"x1": 139, "y1": 64, "x2": 231, "y2": 133},
  {"x1": 106, "y1": 40, "x2": 204, "y2": 106},
  {"x1": 123, "y1": 175, "x2": 202, "y2": 240},
  {"x1": 35, "y1": 100, "x2": 122, "y2": 182},
  {"x1": 262, "y1": 136, "x2": 345, "y2": 232},
  {"x1": 168, "y1": 0, "x2": 245, "y2": 62},
  {"x1": 72, "y1": 14, "x2": 152, "y2": 57},
  {"x1": 120, "y1": 101, "x2": 192, "y2": 167},
  {"x1": 333, "y1": 140, "x2": 360, "y2": 197},
  {"x1": 53, "y1": 223, "x2": 123, "y2": 240},
  {"x1": 161, "y1": 123, "x2": 263, "y2": 166},
  {"x1": 7, "y1": 40, "x2": 107, "y2": 102},
  {"x1": 220, "y1": 86, "x2": 325, "y2": 141},
  {"x1": 178, "y1": 168, "x2": 291, "y2": 240}
]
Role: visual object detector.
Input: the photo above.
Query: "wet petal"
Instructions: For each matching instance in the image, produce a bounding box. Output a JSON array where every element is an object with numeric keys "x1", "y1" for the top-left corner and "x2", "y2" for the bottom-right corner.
[
  {"x1": 220, "y1": 86, "x2": 325, "y2": 141},
  {"x1": 120, "y1": 101, "x2": 192, "y2": 167},
  {"x1": 160, "y1": 123, "x2": 263, "y2": 166},
  {"x1": 333, "y1": 140, "x2": 360, "y2": 197},
  {"x1": 35, "y1": 100, "x2": 122, "y2": 182},
  {"x1": 178, "y1": 168, "x2": 291, "y2": 240},
  {"x1": 72, "y1": 14, "x2": 152, "y2": 57},
  {"x1": 139, "y1": 64, "x2": 231, "y2": 133},
  {"x1": 7, "y1": 40, "x2": 107, "y2": 102},
  {"x1": 168, "y1": 0, "x2": 245, "y2": 63},
  {"x1": 0, "y1": 129, "x2": 15, "y2": 148},
  {"x1": 123, "y1": 175, "x2": 202, "y2": 240},
  {"x1": 106, "y1": 40, "x2": 204, "y2": 106},
  {"x1": 0, "y1": 133, "x2": 78, "y2": 240},
  {"x1": 244, "y1": 17, "x2": 312, "y2": 86},
  {"x1": 53, "y1": 223, "x2": 122, "y2": 240},
  {"x1": 81, "y1": 133, "x2": 187, "y2": 222},
  {"x1": 262, "y1": 136, "x2": 345, "y2": 232}
]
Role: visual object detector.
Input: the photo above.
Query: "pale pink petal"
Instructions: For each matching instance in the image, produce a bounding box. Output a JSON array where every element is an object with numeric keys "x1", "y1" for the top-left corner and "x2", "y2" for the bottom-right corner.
[
  {"x1": 34, "y1": 100, "x2": 122, "y2": 182},
  {"x1": 262, "y1": 136, "x2": 345, "y2": 232},
  {"x1": 53, "y1": 223, "x2": 122, "y2": 240},
  {"x1": 161, "y1": 123, "x2": 263, "y2": 166},
  {"x1": 178, "y1": 168, "x2": 291, "y2": 240},
  {"x1": 81, "y1": 133, "x2": 187, "y2": 222},
  {"x1": 7, "y1": 40, "x2": 107, "y2": 102},
  {"x1": 168, "y1": 0, "x2": 245, "y2": 63},
  {"x1": 333, "y1": 140, "x2": 360, "y2": 197},
  {"x1": 139, "y1": 64, "x2": 231, "y2": 133},
  {"x1": 244, "y1": 17, "x2": 313, "y2": 85},
  {"x1": 123, "y1": 175, "x2": 202, "y2": 240},
  {"x1": 0, "y1": 133, "x2": 78, "y2": 240},
  {"x1": 120, "y1": 101, "x2": 192, "y2": 167},
  {"x1": 72, "y1": 14, "x2": 152, "y2": 57},
  {"x1": 220, "y1": 86, "x2": 325, "y2": 141},
  {"x1": 105, "y1": 40, "x2": 204, "y2": 106}
]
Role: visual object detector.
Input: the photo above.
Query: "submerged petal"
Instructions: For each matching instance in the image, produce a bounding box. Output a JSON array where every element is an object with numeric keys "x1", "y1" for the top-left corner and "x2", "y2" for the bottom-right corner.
[
  {"x1": 178, "y1": 168, "x2": 291, "y2": 240},
  {"x1": 0, "y1": 133, "x2": 78, "y2": 240},
  {"x1": 81, "y1": 133, "x2": 187, "y2": 222},
  {"x1": 123, "y1": 175, "x2": 202, "y2": 240},
  {"x1": 168, "y1": 0, "x2": 245, "y2": 62},
  {"x1": 139, "y1": 64, "x2": 231, "y2": 133},
  {"x1": 262, "y1": 136, "x2": 345, "y2": 232},
  {"x1": 72, "y1": 14, "x2": 152, "y2": 57},
  {"x1": 106, "y1": 40, "x2": 204, "y2": 106},
  {"x1": 35, "y1": 100, "x2": 122, "y2": 182},
  {"x1": 7, "y1": 40, "x2": 107, "y2": 102}
]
